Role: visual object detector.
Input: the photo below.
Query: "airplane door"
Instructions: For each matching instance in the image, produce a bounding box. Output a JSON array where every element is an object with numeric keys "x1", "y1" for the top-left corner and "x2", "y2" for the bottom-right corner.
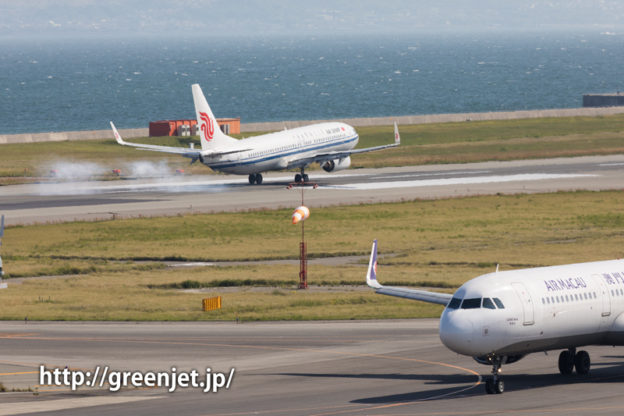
[
  {"x1": 512, "y1": 282, "x2": 535, "y2": 325},
  {"x1": 592, "y1": 274, "x2": 611, "y2": 317}
]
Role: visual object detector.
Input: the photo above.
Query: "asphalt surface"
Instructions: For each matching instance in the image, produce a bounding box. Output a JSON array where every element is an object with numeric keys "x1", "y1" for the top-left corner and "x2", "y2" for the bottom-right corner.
[
  {"x1": 1, "y1": 320, "x2": 624, "y2": 416},
  {"x1": 2, "y1": 156, "x2": 624, "y2": 414},
  {"x1": 1, "y1": 154, "x2": 624, "y2": 225}
]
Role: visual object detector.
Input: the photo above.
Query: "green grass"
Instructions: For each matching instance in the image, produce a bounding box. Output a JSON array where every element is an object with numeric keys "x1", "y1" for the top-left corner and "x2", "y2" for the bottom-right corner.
[
  {"x1": 1, "y1": 190, "x2": 624, "y2": 320},
  {"x1": 2, "y1": 114, "x2": 624, "y2": 183}
]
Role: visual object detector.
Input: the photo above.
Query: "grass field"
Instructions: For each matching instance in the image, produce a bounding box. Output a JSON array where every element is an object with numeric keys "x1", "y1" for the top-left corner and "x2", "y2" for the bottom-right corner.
[
  {"x1": 1, "y1": 113, "x2": 624, "y2": 184},
  {"x1": 1, "y1": 190, "x2": 624, "y2": 321}
]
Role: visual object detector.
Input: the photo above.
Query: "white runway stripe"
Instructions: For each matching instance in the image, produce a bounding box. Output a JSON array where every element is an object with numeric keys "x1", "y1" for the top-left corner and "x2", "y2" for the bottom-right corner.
[{"x1": 319, "y1": 173, "x2": 596, "y2": 190}]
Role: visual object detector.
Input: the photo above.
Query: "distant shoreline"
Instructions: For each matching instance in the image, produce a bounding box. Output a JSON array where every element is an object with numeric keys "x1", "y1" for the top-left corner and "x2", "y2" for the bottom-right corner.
[{"x1": 2, "y1": 106, "x2": 624, "y2": 145}]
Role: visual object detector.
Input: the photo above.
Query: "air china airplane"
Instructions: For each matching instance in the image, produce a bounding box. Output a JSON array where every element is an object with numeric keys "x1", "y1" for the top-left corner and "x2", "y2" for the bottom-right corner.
[
  {"x1": 111, "y1": 84, "x2": 400, "y2": 184},
  {"x1": 366, "y1": 239, "x2": 624, "y2": 394}
]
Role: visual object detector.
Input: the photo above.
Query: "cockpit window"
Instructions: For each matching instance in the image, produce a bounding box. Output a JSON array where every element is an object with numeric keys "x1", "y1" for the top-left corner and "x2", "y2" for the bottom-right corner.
[
  {"x1": 482, "y1": 297, "x2": 496, "y2": 309},
  {"x1": 447, "y1": 297, "x2": 461, "y2": 309},
  {"x1": 493, "y1": 297, "x2": 505, "y2": 309},
  {"x1": 461, "y1": 298, "x2": 481, "y2": 309}
]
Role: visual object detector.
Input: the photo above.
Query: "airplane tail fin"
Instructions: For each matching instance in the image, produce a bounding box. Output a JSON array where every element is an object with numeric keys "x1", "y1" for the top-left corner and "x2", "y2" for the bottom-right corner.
[
  {"x1": 366, "y1": 239, "x2": 382, "y2": 289},
  {"x1": 192, "y1": 84, "x2": 238, "y2": 151},
  {"x1": 394, "y1": 122, "x2": 400, "y2": 145}
]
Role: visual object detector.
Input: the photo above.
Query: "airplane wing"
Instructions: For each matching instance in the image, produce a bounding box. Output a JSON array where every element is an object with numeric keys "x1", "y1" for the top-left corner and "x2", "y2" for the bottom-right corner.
[
  {"x1": 110, "y1": 122, "x2": 251, "y2": 159},
  {"x1": 285, "y1": 122, "x2": 401, "y2": 170},
  {"x1": 366, "y1": 239, "x2": 452, "y2": 306},
  {"x1": 317, "y1": 122, "x2": 401, "y2": 161}
]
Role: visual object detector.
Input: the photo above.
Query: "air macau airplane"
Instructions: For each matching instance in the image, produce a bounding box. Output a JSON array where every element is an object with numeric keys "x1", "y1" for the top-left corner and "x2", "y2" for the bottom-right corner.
[
  {"x1": 111, "y1": 84, "x2": 400, "y2": 184},
  {"x1": 366, "y1": 239, "x2": 624, "y2": 394}
]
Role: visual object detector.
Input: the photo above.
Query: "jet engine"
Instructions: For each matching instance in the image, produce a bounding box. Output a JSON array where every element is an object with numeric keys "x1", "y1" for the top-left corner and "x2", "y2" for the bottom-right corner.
[{"x1": 321, "y1": 156, "x2": 351, "y2": 172}]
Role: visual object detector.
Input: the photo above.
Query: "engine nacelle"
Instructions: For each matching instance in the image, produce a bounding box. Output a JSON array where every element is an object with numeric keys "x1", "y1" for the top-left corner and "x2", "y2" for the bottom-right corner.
[{"x1": 321, "y1": 156, "x2": 351, "y2": 172}]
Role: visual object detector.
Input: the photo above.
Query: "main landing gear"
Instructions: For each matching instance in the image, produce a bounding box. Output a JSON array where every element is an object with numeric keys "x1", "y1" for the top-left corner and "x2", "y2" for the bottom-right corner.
[
  {"x1": 483, "y1": 348, "x2": 591, "y2": 395},
  {"x1": 294, "y1": 168, "x2": 309, "y2": 183},
  {"x1": 484, "y1": 356, "x2": 504, "y2": 394},
  {"x1": 248, "y1": 173, "x2": 263, "y2": 185},
  {"x1": 558, "y1": 348, "x2": 590, "y2": 376}
]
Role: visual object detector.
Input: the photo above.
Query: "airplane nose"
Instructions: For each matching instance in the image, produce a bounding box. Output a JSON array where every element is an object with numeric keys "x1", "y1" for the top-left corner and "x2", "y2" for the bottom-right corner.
[{"x1": 439, "y1": 310, "x2": 475, "y2": 355}]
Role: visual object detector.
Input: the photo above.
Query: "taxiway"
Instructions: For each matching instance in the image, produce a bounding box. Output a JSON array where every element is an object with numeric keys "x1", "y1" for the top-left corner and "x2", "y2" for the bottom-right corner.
[{"x1": 1, "y1": 320, "x2": 624, "y2": 415}]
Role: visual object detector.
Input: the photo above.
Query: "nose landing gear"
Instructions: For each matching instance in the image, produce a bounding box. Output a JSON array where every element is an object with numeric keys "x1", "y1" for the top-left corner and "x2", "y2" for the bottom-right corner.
[{"x1": 484, "y1": 356, "x2": 504, "y2": 394}]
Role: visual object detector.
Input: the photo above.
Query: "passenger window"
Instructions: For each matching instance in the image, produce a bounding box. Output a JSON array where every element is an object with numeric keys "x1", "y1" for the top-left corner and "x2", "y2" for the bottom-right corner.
[
  {"x1": 493, "y1": 298, "x2": 505, "y2": 309},
  {"x1": 461, "y1": 298, "x2": 481, "y2": 309},
  {"x1": 447, "y1": 297, "x2": 461, "y2": 309},
  {"x1": 482, "y1": 298, "x2": 496, "y2": 309}
]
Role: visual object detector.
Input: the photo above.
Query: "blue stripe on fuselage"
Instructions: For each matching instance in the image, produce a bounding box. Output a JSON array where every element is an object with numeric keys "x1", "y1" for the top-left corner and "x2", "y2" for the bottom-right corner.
[{"x1": 206, "y1": 134, "x2": 358, "y2": 170}]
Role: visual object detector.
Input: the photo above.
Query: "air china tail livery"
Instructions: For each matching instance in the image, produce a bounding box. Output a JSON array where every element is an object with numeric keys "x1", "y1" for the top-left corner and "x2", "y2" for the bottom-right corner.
[
  {"x1": 111, "y1": 84, "x2": 400, "y2": 184},
  {"x1": 366, "y1": 239, "x2": 624, "y2": 394}
]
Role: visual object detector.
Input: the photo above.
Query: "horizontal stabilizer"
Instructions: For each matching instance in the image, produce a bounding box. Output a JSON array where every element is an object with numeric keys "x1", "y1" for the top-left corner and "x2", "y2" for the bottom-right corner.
[{"x1": 110, "y1": 122, "x2": 249, "y2": 158}]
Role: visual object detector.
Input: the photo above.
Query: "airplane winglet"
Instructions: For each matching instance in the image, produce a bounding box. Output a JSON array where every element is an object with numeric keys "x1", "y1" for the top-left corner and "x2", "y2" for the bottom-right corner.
[
  {"x1": 366, "y1": 239, "x2": 382, "y2": 289},
  {"x1": 394, "y1": 122, "x2": 400, "y2": 145},
  {"x1": 110, "y1": 122, "x2": 126, "y2": 145}
]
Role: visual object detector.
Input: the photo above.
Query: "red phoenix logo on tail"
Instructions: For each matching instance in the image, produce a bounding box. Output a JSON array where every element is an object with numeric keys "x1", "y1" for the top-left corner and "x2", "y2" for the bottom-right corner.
[{"x1": 199, "y1": 112, "x2": 215, "y2": 142}]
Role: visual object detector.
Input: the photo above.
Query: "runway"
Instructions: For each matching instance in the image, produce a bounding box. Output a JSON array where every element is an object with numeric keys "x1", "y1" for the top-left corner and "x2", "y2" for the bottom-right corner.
[
  {"x1": 1, "y1": 154, "x2": 624, "y2": 225},
  {"x1": 1, "y1": 320, "x2": 624, "y2": 416}
]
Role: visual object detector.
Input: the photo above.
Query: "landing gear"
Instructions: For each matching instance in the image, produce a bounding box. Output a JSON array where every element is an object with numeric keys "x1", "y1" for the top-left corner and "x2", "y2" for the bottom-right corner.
[
  {"x1": 575, "y1": 350, "x2": 590, "y2": 375},
  {"x1": 484, "y1": 356, "x2": 504, "y2": 394},
  {"x1": 558, "y1": 349, "x2": 575, "y2": 375},
  {"x1": 294, "y1": 168, "x2": 309, "y2": 183},
  {"x1": 558, "y1": 348, "x2": 590, "y2": 376},
  {"x1": 248, "y1": 173, "x2": 263, "y2": 185}
]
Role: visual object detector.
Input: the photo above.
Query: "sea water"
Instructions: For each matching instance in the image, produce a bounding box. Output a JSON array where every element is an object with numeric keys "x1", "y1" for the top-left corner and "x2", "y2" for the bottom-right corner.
[{"x1": 0, "y1": 32, "x2": 622, "y2": 134}]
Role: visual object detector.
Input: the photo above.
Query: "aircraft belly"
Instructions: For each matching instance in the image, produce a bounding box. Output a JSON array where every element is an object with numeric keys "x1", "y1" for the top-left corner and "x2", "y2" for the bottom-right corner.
[{"x1": 494, "y1": 332, "x2": 607, "y2": 355}]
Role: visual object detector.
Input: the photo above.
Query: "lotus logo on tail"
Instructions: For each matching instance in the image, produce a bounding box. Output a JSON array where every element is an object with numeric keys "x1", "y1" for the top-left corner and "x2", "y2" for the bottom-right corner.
[{"x1": 199, "y1": 112, "x2": 215, "y2": 142}]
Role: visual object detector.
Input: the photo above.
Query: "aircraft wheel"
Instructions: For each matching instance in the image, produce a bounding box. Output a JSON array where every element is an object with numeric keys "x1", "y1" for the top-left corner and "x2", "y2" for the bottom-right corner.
[
  {"x1": 255, "y1": 173, "x2": 263, "y2": 185},
  {"x1": 574, "y1": 350, "x2": 590, "y2": 375},
  {"x1": 493, "y1": 379, "x2": 504, "y2": 394},
  {"x1": 302, "y1": 174, "x2": 309, "y2": 182},
  {"x1": 558, "y1": 350, "x2": 574, "y2": 375},
  {"x1": 485, "y1": 379, "x2": 494, "y2": 394},
  {"x1": 294, "y1": 174, "x2": 302, "y2": 183},
  {"x1": 248, "y1": 174, "x2": 256, "y2": 184}
]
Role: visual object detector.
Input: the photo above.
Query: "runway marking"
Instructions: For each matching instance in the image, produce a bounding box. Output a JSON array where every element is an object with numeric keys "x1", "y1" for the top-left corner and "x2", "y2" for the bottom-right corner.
[
  {"x1": 346, "y1": 405, "x2": 624, "y2": 415},
  {"x1": 599, "y1": 162, "x2": 624, "y2": 167},
  {"x1": 0, "y1": 333, "x2": 38, "y2": 338},
  {"x1": 0, "y1": 371, "x2": 37, "y2": 376},
  {"x1": 320, "y1": 173, "x2": 596, "y2": 191},
  {"x1": 22, "y1": 172, "x2": 368, "y2": 196},
  {"x1": 368, "y1": 170, "x2": 492, "y2": 180}
]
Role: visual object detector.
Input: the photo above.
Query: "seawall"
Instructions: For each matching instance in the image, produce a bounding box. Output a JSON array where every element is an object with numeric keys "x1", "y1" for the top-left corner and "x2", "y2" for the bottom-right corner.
[{"x1": 2, "y1": 106, "x2": 624, "y2": 144}]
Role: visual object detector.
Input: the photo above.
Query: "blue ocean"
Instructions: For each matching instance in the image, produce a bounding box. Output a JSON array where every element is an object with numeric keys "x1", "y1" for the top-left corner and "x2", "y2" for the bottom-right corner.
[{"x1": 1, "y1": 32, "x2": 623, "y2": 134}]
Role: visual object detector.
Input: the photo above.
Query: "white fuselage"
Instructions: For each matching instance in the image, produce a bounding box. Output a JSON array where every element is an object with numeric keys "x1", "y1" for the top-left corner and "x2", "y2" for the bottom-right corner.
[
  {"x1": 439, "y1": 259, "x2": 624, "y2": 358},
  {"x1": 202, "y1": 122, "x2": 358, "y2": 175}
]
